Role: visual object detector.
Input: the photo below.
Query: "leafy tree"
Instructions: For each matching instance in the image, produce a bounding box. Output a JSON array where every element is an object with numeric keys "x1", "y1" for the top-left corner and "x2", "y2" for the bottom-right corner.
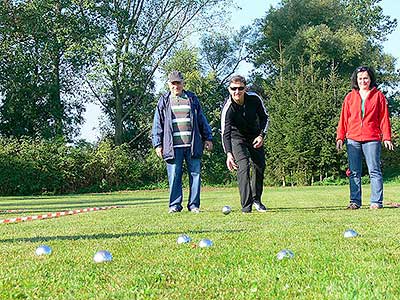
[
  {"x1": 86, "y1": 0, "x2": 233, "y2": 146},
  {"x1": 250, "y1": 0, "x2": 398, "y2": 78},
  {"x1": 200, "y1": 27, "x2": 250, "y2": 84},
  {"x1": 264, "y1": 64, "x2": 349, "y2": 186},
  {"x1": 0, "y1": 0, "x2": 100, "y2": 140}
]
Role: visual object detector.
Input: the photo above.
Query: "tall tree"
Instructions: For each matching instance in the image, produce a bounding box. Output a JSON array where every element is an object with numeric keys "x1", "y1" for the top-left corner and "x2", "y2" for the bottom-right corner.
[
  {"x1": 0, "y1": 0, "x2": 100, "y2": 140},
  {"x1": 249, "y1": 0, "x2": 398, "y2": 78},
  {"x1": 86, "y1": 0, "x2": 232, "y2": 146},
  {"x1": 200, "y1": 27, "x2": 250, "y2": 85}
]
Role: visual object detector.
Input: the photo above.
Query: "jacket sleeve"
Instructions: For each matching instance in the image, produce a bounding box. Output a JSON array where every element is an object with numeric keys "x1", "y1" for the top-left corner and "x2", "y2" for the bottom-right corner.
[
  {"x1": 151, "y1": 96, "x2": 165, "y2": 148},
  {"x1": 379, "y1": 93, "x2": 392, "y2": 141},
  {"x1": 255, "y1": 94, "x2": 269, "y2": 137},
  {"x1": 194, "y1": 95, "x2": 213, "y2": 141},
  {"x1": 336, "y1": 95, "x2": 349, "y2": 141},
  {"x1": 221, "y1": 99, "x2": 232, "y2": 154}
]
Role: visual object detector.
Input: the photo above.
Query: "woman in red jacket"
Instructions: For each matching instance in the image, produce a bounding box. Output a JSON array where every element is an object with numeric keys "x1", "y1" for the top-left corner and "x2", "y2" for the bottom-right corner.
[{"x1": 336, "y1": 66, "x2": 394, "y2": 209}]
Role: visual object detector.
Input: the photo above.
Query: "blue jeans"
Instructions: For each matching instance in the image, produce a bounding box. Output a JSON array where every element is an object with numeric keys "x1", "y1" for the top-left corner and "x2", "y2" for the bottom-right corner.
[
  {"x1": 166, "y1": 147, "x2": 201, "y2": 211},
  {"x1": 346, "y1": 139, "x2": 383, "y2": 207}
]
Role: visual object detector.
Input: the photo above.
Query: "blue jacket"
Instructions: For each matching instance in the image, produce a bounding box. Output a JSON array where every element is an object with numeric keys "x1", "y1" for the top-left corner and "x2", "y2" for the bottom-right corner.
[{"x1": 152, "y1": 90, "x2": 213, "y2": 161}]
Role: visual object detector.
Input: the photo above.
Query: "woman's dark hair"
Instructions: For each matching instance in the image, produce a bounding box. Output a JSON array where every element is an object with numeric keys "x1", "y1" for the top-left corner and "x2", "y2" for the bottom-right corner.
[{"x1": 351, "y1": 66, "x2": 377, "y2": 90}]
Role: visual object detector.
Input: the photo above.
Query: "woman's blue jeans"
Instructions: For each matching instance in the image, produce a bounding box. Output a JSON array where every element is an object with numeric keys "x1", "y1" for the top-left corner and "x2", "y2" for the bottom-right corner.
[
  {"x1": 346, "y1": 139, "x2": 383, "y2": 207},
  {"x1": 166, "y1": 147, "x2": 201, "y2": 211}
]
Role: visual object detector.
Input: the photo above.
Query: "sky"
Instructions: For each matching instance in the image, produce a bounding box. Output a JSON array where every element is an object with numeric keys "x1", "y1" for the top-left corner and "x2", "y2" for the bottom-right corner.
[{"x1": 78, "y1": 0, "x2": 400, "y2": 142}]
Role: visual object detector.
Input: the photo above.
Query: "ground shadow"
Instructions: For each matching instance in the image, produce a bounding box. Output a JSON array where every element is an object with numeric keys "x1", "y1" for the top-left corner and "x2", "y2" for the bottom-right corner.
[
  {"x1": 268, "y1": 205, "x2": 400, "y2": 212},
  {"x1": 0, "y1": 228, "x2": 247, "y2": 244},
  {"x1": 0, "y1": 196, "x2": 166, "y2": 208},
  {"x1": 0, "y1": 200, "x2": 166, "y2": 215}
]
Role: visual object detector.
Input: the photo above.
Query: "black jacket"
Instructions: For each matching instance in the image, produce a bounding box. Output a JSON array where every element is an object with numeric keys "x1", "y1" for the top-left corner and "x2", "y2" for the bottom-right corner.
[{"x1": 221, "y1": 92, "x2": 269, "y2": 153}]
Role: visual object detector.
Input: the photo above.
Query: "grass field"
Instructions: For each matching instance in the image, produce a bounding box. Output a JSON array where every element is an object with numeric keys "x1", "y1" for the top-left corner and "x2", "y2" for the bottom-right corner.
[{"x1": 1, "y1": 184, "x2": 400, "y2": 299}]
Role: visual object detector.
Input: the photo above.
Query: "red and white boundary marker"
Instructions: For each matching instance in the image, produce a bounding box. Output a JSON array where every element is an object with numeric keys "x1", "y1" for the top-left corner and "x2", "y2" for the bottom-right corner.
[{"x1": 0, "y1": 206, "x2": 122, "y2": 225}]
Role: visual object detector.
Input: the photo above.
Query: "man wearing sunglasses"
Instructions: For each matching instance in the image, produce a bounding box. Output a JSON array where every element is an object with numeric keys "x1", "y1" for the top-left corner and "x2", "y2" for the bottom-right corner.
[
  {"x1": 221, "y1": 75, "x2": 269, "y2": 213},
  {"x1": 152, "y1": 70, "x2": 213, "y2": 214}
]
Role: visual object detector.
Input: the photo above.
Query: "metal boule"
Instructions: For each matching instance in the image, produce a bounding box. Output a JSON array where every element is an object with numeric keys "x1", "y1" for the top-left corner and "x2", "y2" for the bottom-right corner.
[
  {"x1": 277, "y1": 249, "x2": 294, "y2": 260},
  {"x1": 344, "y1": 229, "x2": 358, "y2": 238},
  {"x1": 198, "y1": 238, "x2": 213, "y2": 248},
  {"x1": 35, "y1": 245, "x2": 52, "y2": 256},
  {"x1": 177, "y1": 234, "x2": 192, "y2": 244},
  {"x1": 222, "y1": 206, "x2": 232, "y2": 215},
  {"x1": 93, "y1": 250, "x2": 113, "y2": 263}
]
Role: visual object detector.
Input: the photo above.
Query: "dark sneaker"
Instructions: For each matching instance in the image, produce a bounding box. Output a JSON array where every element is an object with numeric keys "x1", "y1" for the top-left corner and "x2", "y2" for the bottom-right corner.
[
  {"x1": 347, "y1": 203, "x2": 360, "y2": 210},
  {"x1": 168, "y1": 207, "x2": 180, "y2": 214},
  {"x1": 254, "y1": 202, "x2": 267, "y2": 212}
]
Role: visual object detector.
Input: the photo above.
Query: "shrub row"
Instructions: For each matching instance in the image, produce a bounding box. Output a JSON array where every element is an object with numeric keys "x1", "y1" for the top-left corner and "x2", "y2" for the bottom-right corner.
[
  {"x1": 0, "y1": 137, "x2": 167, "y2": 195},
  {"x1": 1, "y1": 136, "x2": 398, "y2": 196}
]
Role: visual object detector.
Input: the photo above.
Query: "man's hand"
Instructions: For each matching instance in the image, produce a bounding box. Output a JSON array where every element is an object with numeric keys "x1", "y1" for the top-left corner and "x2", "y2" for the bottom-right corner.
[
  {"x1": 226, "y1": 152, "x2": 238, "y2": 171},
  {"x1": 155, "y1": 147, "x2": 163, "y2": 158},
  {"x1": 253, "y1": 135, "x2": 264, "y2": 148},
  {"x1": 336, "y1": 140, "x2": 343, "y2": 151},
  {"x1": 384, "y1": 140, "x2": 394, "y2": 151},
  {"x1": 204, "y1": 141, "x2": 213, "y2": 152}
]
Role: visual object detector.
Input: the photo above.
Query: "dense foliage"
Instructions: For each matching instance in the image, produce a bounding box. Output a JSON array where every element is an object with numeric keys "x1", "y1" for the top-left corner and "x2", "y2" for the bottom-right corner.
[{"x1": 0, "y1": 137, "x2": 155, "y2": 195}]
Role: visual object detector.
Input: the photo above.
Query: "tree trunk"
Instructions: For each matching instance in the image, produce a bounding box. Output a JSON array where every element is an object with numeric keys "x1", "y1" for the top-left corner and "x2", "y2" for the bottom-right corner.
[{"x1": 114, "y1": 91, "x2": 123, "y2": 145}]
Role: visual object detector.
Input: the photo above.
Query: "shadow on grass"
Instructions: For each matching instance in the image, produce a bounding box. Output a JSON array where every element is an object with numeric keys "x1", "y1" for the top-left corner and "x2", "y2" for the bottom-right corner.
[
  {"x1": 269, "y1": 205, "x2": 400, "y2": 212},
  {"x1": 0, "y1": 201, "x2": 167, "y2": 219},
  {"x1": 269, "y1": 206, "x2": 346, "y2": 212},
  {"x1": 0, "y1": 229, "x2": 246, "y2": 243},
  {"x1": 0, "y1": 196, "x2": 166, "y2": 208}
]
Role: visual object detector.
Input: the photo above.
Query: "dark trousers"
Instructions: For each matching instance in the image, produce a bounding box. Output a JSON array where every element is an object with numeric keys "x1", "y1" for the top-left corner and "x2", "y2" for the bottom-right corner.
[{"x1": 231, "y1": 139, "x2": 265, "y2": 212}]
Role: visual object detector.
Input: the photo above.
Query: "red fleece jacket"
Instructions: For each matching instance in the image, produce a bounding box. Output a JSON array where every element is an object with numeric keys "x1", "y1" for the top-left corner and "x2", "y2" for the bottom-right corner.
[{"x1": 336, "y1": 87, "x2": 392, "y2": 142}]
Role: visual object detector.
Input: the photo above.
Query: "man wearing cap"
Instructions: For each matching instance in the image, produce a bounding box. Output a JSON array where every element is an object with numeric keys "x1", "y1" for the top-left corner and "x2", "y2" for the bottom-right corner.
[{"x1": 152, "y1": 71, "x2": 213, "y2": 213}]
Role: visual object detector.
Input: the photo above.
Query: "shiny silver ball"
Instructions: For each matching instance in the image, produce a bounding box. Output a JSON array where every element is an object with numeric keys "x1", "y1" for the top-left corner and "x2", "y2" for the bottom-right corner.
[
  {"x1": 277, "y1": 249, "x2": 294, "y2": 260},
  {"x1": 35, "y1": 245, "x2": 52, "y2": 256},
  {"x1": 222, "y1": 206, "x2": 232, "y2": 215},
  {"x1": 93, "y1": 250, "x2": 113, "y2": 263},
  {"x1": 344, "y1": 229, "x2": 358, "y2": 238},
  {"x1": 198, "y1": 238, "x2": 213, "y2": 248},
  {"x1": 177, "y1": 234, "x2": 192, "y2": 244}
]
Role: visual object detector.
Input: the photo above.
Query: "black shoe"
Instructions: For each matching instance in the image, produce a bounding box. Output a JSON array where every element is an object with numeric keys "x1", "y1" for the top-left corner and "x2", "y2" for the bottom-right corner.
[{"x1": 347, "y1": 203, "x2": 360, "y2": 210}]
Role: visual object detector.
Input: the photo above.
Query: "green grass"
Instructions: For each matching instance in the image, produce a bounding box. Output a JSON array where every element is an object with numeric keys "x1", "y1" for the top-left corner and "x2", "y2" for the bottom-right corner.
[{"x1": 1, "y1": 184, "x2": 400, "y2": 299}]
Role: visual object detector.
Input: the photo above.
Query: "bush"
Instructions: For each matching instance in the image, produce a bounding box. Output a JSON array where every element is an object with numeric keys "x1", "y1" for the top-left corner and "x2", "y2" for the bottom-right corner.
[{"x1": 0, "y1": 137, "x2": 149, "y2": 195}]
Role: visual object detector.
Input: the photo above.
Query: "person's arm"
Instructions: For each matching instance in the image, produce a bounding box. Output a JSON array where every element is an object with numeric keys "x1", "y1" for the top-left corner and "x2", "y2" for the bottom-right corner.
[
  {"x1": 255, "y1": 94, "x2": 269, "y2": 138},
  {"x1": 379, "y1": 92, "x2": 392, "y2": 143},
  {"x1": 151, "y1": 96, "x2": 165, "y2": 157},
  {"x1": 221, "y1": 101, "x2": 238, "y2": 171},
  {"x1": 336, "y1": 95, "x2": 349, "y2": 151},
  {"x1": 221, "y1": 100, "x2": 233, "y2": 154},
  {"x1": 336, "y1": 96, "x2": 349, "y2": 141}
]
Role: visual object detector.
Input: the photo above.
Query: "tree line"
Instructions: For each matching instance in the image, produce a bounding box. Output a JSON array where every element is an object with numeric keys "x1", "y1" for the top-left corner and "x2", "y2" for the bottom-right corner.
[{"x1": 0, "y1": 0, "x2": 399, "y2": 195}]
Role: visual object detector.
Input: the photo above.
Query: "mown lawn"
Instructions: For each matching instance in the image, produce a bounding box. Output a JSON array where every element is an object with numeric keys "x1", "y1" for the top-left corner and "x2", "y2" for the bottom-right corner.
[{"x1": 1, "y1": 184, "x2": 400, "y2": 299}]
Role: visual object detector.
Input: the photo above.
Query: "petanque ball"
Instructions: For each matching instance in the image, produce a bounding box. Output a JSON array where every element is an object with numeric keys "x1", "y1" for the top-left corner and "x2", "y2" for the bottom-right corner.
[{"x1": 93, "y1": 250, "x2": 113, "y2": 263}]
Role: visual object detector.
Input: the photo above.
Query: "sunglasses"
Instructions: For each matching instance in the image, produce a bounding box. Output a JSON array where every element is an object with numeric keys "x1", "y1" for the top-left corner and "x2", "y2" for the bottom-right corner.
[
  {"x1": 229, "y1": 86, "x2": 245, "y2": 91},
  {"x1": 356, "y1": 66, "x2": 368, "y2": 72}
]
